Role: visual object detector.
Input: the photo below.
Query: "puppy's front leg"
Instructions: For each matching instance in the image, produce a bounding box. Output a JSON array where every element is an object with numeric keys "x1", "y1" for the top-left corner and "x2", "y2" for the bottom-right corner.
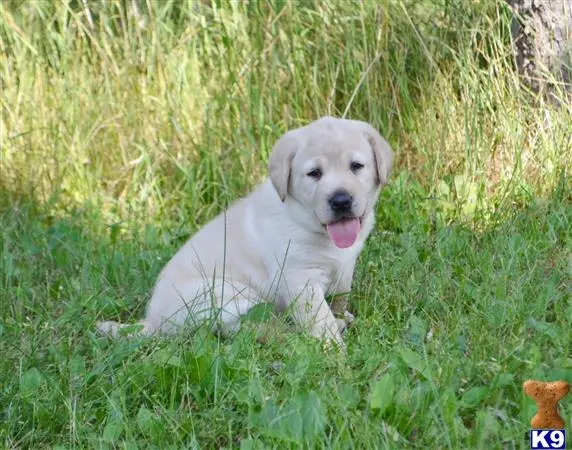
[
  {"x1": 331, "y1": 295, "x2": 355, "y2": 334},
  {"x1": 330, "y1": 266, "x2": 356, "y2": 328},
  {"x1": 287, "y1": 283, "x2": 344, "y2": 348}
]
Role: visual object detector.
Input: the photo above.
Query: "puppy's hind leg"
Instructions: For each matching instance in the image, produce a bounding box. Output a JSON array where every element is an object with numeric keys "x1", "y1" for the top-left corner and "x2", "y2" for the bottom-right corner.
[
  {"x1": 331, "y1": 296, "x2": 355, "y2": 333},
  {"x1": 141, "y1": 278, "x2": 263, "y2": 337},
  {"x1": 330, "y1": 267, "x2": 357, "y2": 331},
  {"x1": 97, "y1": 279, "x2": 262, "y2": 339}
]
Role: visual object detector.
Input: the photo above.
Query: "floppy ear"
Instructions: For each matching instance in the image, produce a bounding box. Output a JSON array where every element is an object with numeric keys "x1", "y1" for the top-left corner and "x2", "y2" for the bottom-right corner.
[
  {"x1": 361, "y1": 123, "x2": 394, "y2": 186},
  {"x1": 268, "y1": 130, "x2": 298, "y2": 201}
]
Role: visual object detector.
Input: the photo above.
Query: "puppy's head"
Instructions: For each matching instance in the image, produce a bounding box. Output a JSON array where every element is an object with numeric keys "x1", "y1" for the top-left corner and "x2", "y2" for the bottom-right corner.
[{"x1": 269, "y1": 116, "x2": 393, "y2": 249}]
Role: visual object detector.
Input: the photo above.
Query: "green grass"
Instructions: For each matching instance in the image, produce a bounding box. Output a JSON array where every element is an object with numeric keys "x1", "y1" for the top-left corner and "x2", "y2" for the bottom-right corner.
[{"x1": 1, "y1": 0, "x2": 571, "y2": 448}]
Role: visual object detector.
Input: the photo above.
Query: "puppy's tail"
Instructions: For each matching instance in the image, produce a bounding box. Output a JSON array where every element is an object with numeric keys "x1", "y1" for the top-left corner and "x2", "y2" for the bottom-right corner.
[{"x1": 96, "y1": 320, "x2": 152, "y2": 338}]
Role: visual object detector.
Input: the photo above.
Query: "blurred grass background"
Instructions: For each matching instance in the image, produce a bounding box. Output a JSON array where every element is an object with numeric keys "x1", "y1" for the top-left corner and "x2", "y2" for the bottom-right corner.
[{"x1": 2, "y1": 0, "x2": 569, "y2": 229}]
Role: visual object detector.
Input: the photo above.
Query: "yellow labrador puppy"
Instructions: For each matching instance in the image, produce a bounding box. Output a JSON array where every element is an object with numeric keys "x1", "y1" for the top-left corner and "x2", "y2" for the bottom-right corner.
[{"x1": 98, "y1": 117, "x2": 393, "y2": 348}]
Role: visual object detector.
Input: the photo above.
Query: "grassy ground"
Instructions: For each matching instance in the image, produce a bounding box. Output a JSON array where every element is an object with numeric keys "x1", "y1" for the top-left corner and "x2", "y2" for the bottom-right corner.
[{"x1": 1, "y1": 1, "x2": 570, "y2": 448}]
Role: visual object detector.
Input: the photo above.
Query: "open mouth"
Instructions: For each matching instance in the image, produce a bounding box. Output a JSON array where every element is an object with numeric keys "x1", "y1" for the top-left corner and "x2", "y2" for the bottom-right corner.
[{"x1": 323, "y1": 216, "x2": 363, "y2": 249}]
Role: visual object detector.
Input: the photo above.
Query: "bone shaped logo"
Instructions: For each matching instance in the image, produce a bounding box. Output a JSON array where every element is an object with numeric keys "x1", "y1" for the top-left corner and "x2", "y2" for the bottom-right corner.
[{"x1": 523, "y1": 380, "x2": 570, "y2": 429}]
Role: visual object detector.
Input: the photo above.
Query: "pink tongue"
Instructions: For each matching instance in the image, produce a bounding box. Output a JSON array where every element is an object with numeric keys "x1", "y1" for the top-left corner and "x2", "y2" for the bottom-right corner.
[{"x1": 326, "y1": 218, "x2": 360, "y2": 249}]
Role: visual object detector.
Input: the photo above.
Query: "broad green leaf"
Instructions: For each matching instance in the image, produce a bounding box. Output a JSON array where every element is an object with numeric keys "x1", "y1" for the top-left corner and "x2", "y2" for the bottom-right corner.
[
  {"x1": 527, "y1": 318, "x2": 558, "y2": 338},
  {"x1": 437, "y1": 179, "x2": 450, "y2": 197},
  {"x1": 20, "y1": 367, "x2": 44, "y2": 396},
  {"x1": 188, "y1": 355, "x2": 213, "y2": 385},
  {"x1": 493, "y1": 373, "x2": 514, "y2": 388},
  {"x1": 102, "y1": 419, "x2": 123, "y2": 442},
  {"x1": 151, "y1": 348, "x2": 182, "y2": 367},
  {"x1": 241, "y1": 303, "x2": 274, "y2": 323},
  {"x1": 398, "y1": 348, "x2": 430, "y2": 379},
  {"x1": 299, "y1": 391, "x2": 326, "y2": 439},
  {"x1": 69, "y1": 354, "x2": 86, "y2": 376},
  {"x1": 406, "y1": 314, "x2": 427, "y2": 347},
  {"x1": 461, "y1": 386, "x2": 489, "y2": 407},
  {"x1": 235, "y1": 379, "x2": 264, "y2": 405},
  {"x1": 370, "y1": 373, "x2": 395, "y2": 415},
  {"x1": 240, "y1": 439, "x2": 257, "y2": 450},
  {"x1": 254, "y1": 399, "x2": 302, "y2": 442},
  {"x1": 136, "y1": 406, "x2": 161, "y2": 437},
  {"x1": 338, "y1": 383, "x2": 360, "y2": 409}
]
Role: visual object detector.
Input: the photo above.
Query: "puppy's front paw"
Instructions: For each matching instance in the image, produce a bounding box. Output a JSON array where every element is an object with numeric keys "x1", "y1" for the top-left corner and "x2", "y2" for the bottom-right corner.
[
  {"x1": 335, "y1": 311, "x2": 355, "y2": 334},
  {"x1": 342, "y1": 310, "x2": 355, "y2": 326}
]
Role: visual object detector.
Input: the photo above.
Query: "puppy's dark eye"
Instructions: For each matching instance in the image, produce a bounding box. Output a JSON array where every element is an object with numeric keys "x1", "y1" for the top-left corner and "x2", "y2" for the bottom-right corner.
[
  {"x1": 350, "y1": 162, "x2": 364, "y2": 172},
  {"x1": 307, "y1": 168, "x2": 322, "y2": 179}
]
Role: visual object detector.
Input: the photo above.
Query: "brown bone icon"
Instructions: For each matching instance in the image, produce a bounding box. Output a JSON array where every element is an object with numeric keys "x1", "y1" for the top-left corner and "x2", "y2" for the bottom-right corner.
[{"x1": 523, "y1": 380, "x2": 570, "y2": 429}]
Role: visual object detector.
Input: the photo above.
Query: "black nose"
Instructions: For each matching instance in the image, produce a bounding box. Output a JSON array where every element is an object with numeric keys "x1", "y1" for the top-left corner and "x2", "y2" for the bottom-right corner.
[{"x1": 329, "y1": 191, "x2": 353, "y2": 212}]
